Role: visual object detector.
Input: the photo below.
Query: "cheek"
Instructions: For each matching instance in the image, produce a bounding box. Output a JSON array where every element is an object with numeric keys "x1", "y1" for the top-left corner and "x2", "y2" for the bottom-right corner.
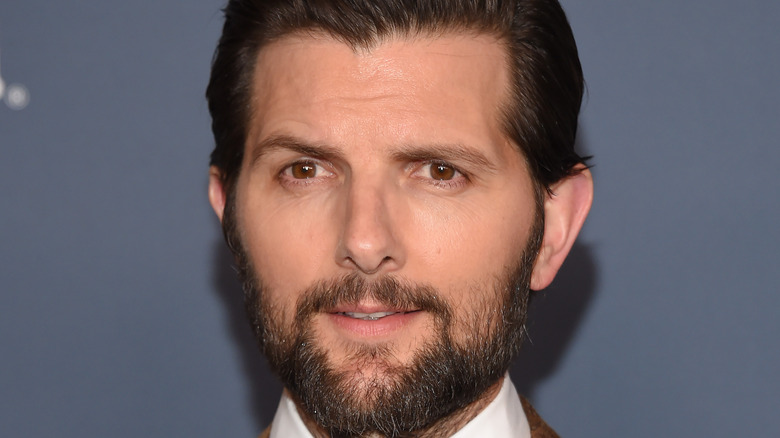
[
  {"x1": 404, "y1": 192, "x2": 536, "y2": 292},
  {"x1": 236, "y1": 187, "x2": 340, "y2": 298}
]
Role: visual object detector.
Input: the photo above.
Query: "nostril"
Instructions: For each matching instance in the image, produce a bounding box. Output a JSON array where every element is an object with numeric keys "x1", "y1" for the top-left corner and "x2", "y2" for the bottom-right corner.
[{"x1": 344, "y1": 255, "x2": 395, "y2": 275}]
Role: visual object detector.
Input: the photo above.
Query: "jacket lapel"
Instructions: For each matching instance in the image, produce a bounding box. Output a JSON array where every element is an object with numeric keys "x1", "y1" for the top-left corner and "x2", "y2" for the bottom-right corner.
[{"x1": 520, "y1": 396, "x2": 560, "y2": 438}]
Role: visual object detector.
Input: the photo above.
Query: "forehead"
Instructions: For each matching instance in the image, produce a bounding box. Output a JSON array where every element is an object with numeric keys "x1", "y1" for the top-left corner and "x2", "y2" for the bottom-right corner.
[{"x1": 248, "y1": 32, "x2": 513, "y2": 157}]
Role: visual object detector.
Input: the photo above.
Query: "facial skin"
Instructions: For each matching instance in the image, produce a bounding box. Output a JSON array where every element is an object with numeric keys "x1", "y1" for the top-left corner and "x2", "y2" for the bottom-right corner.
[{"x1": 209, "y1": 32, "x2": 593, "y2": 437}]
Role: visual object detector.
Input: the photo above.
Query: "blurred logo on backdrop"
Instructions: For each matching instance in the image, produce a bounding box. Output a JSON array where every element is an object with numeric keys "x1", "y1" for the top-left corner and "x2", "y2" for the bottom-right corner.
[{"x1": 0, "y1": 45, "x2": 30, "y2": 110}]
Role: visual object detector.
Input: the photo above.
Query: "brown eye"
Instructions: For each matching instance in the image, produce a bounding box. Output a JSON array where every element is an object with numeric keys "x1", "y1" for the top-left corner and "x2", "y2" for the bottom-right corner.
[
  {"x1": 429, "y1": 163, "x2": 456, "y2": 180},
  {"x1": 290, "y1": 162, "x2": 318, "y2": 179}
]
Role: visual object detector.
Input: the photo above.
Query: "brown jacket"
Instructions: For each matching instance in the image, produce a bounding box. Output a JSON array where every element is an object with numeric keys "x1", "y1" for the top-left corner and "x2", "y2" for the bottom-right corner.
[{"x1": 258, "y1": 396, "x2": 558, "y2": 438}]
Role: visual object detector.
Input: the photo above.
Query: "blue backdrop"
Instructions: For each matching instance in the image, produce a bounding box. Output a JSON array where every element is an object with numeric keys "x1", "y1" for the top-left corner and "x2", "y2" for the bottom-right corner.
[{"x1": 2, "y1": 1, "x2": 778, "y2": 436}]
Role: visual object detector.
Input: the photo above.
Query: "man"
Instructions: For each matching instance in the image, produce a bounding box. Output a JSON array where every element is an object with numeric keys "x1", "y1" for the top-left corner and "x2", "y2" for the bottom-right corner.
[{"x1": 206, "y1": 0, "x2": 593, "y2": 437}]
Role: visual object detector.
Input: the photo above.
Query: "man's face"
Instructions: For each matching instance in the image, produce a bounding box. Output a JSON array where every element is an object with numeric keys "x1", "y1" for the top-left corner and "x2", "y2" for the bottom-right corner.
[{"x1": 216, "y1": 33, "x2": 544, "y2": 434}]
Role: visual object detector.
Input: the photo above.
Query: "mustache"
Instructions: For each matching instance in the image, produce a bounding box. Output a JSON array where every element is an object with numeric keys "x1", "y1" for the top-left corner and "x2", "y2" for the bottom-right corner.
[{"x1": 294, "y1": 273, "x2": 452, "y2": 326}]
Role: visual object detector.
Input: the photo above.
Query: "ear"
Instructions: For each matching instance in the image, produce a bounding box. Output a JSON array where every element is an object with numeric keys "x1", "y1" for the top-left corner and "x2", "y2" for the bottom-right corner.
[
  {"x1": 530, "y1": 167, "x2": 593, "y2": 290},
  {"x1": 208, "y1": 166, "x2": 227, "y2": 224}
]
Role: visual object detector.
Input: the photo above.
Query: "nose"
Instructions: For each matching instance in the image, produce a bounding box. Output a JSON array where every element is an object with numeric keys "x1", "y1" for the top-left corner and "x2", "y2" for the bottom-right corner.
[{"x1": 336, "y1": 178, "x2": 403, "y2": 275}]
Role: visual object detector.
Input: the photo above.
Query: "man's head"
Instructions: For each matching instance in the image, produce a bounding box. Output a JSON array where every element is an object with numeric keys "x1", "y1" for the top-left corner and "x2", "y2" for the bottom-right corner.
[{"x1": 207, "y1": 1, "x2": 592, "y2": 436}]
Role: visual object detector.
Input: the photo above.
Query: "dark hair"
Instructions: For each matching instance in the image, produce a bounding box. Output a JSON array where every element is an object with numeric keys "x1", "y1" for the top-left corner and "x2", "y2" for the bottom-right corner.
[{"x1": 207, "y1": 0, "x2": 588, "y2": 196}]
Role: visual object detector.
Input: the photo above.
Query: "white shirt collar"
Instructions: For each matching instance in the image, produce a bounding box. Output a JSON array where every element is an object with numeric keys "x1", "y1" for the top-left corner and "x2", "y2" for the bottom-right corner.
[
  {"x1": 269, "y1": 375, "x2": 530, "y2": 438},
  {"x1": 449, "y1": 376, "x2": 530, "y2": 438}
]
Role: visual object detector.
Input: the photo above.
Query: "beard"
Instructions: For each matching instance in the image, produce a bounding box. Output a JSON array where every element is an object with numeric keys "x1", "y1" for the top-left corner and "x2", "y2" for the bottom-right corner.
[{"x1": 221, "y1": 191, "x2": 543, "y2": 437}]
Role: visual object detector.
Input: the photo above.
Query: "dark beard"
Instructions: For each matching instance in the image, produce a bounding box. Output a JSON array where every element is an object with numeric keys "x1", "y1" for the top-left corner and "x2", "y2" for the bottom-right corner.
[{"x1": 221, "y1": 190, "x2": 543, "y2": 437}]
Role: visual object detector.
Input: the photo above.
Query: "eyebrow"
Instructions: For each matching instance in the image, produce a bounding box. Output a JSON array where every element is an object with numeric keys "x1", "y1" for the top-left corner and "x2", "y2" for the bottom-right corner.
[
  {"x1": 391, "y1": 143, "x2": 498, "y2": 173},
  {"x1": 249, "y1": 134, "x2": 346, "y2": 168},
  {"x1": 250, "y1": 134, "x2": 498, "y2": 173}
]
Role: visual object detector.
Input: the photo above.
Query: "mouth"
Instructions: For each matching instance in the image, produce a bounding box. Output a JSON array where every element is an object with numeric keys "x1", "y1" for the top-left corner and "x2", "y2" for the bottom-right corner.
[
  {"x1": 337, "y1": 310, "x2": 417, "y2": 321},
  {"x1": 325, "y1": 305, "x2": 423, "y2": 339}
]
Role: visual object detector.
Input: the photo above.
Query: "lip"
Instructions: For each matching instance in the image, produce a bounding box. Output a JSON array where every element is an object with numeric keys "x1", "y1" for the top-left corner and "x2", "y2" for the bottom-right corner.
[
  {"x1": 329, "y1": 300, "x2": 417, "y2": 315},
  {"x1": 326, "y1": 306, "x2": 422, "y2": 339}
]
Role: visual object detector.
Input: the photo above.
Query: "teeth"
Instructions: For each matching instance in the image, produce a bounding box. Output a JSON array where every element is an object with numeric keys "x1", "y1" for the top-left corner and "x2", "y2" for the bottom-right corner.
[{"x1": 342, "y1": 311, "x2": 397, "y2": 321}]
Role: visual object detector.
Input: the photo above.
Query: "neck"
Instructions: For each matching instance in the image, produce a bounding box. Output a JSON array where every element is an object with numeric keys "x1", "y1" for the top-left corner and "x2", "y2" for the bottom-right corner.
[{"x1": 293, "y1": 377, "x2": 504, "y2": 438}]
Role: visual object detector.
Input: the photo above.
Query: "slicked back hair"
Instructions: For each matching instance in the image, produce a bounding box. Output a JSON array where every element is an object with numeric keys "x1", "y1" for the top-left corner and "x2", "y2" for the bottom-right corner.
[{"x1": 207, "y1": 0, "x2": 587, "y2": 198}]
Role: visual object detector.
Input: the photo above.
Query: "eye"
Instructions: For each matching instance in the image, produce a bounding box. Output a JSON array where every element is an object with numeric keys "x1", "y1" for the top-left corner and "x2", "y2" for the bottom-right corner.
[
  {"x1": 411, "y1": 161, "x2": 469, "y2": 190},
  {"x1": 428, "y1": 162, "x2": 457, "y2": 180},
  {"x1": 278, "y1": 160, "x2": 336, "y2": 189},
  {"x1": 282, "y1": 161, "x2": 330, "y2": 179},
  {"x1": 420, "y1": 161, "x2": 463, "y2": 182},
  {"x1": 290, "y1": 162, "x2": 319, "y2": 179}
]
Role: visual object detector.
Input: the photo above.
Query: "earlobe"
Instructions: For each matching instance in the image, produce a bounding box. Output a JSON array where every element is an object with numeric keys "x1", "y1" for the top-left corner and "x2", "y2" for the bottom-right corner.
[
  {"x1": 530, "y1": 167, "x2": 593, "y2": 290},
  {"x1": 208, "y1": 166, "x2": 227, "y2": 223}
]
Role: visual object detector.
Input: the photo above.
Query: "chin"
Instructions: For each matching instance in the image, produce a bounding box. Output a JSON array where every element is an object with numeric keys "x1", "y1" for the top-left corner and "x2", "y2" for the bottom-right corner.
[{"x1": 327, "y1": 340, "x2": 412, "y2": 375}]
